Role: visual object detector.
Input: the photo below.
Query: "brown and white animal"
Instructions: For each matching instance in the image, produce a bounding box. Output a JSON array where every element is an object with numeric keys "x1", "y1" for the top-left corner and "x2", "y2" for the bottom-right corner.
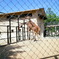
[
  {"x1": 26, "y1": 20, "x2": 40, "y2": 41},
  {"x1": 18, "y1": 16, "x2": 40, "y2": 41}
]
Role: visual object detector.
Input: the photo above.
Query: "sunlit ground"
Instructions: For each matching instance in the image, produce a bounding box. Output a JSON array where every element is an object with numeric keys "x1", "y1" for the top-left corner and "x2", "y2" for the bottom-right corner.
[{"x1": 0, "y1": 38, "x2": 59, "y2": 59}]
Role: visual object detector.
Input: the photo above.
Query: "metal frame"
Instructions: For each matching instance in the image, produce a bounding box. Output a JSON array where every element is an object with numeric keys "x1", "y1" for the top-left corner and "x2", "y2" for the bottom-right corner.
[{"x1": 7, "y1": 15, "x2": 31, "y2": 44}]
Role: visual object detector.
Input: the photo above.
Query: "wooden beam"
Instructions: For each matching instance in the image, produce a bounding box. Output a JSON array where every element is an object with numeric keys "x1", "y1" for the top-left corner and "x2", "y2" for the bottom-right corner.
[
  {"x1": 46, "y1": 25, "x2": 59, "y2": 27},
  {"x1": 0, "y1": 8, "x2": 45, "y2": 17}
]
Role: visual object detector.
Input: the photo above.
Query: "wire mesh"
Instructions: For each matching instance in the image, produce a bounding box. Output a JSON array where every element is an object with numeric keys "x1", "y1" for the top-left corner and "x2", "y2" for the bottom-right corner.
[{"x1": 0, "y1": 0, "x2": 59, "y2": 59}]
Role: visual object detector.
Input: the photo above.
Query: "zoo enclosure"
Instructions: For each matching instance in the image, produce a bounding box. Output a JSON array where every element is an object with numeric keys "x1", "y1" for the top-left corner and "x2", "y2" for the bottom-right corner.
[
  {"x1": 0, "y1": 16, "x2": 32, "y2": 44},
  {"x1": 0, "y1": 0, "x2": 59, "y2": 59}
]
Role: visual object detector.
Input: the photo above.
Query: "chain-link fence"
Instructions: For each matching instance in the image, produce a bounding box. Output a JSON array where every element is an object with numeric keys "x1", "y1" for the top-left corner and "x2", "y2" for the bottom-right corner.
[{"x1": 0, "y1": 0, "x2": 59, "y2": 59}]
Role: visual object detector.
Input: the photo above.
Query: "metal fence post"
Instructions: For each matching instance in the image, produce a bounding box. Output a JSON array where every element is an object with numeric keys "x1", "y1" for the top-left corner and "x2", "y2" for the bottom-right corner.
[
  {"x1": 9, "y1": 18, "x2": 11, "y2": 43},
  {"x1": 16, "y1": 26, "x2": 21, "y2": 42},
  {"x1": 16, "y1": 26, "x2": 18, "y2": 42},
  {"x1": 7, "y1": 25, "x2": 10, "y2": 44}
]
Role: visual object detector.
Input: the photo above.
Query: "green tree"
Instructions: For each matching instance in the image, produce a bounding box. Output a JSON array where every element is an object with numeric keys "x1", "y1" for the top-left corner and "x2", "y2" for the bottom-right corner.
[
  {"x1": 44, "y1": 8, "x2": 59, "y2": 36},
  {"x1": 45, "y1": 8, "x2": 59, "y2": 26}
]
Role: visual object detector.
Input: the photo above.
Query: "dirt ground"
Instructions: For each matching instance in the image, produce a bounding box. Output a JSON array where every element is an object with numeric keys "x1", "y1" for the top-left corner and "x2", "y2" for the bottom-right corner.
[{"x1": 0, "y1": 39, "x2": 59, "y2": 59}]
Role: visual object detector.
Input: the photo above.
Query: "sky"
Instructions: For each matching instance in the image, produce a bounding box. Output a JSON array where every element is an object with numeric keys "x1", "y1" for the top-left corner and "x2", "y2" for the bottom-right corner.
[{"x1": 0, "y1": 0, "x2": 59, "y2": 15}]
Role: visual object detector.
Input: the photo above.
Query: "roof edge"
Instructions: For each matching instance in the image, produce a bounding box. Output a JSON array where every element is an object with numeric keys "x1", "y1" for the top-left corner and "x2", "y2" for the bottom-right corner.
[{"x1": 0, "y1": 8, "x2": 44, "y2": 16}]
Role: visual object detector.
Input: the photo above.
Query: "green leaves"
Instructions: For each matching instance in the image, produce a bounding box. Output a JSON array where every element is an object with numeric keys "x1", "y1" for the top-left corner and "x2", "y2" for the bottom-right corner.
[{"x1": 45, "y1": 8, "x2": 59, "y2": 26}]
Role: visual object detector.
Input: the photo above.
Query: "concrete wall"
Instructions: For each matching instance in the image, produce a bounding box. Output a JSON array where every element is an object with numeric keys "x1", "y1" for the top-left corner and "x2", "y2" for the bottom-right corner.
[
  {"x1": 0, "y1": 11, "x2": 44, "y2": 41},
  {"x1": 32, "y1": 10, "x2": 44, "y2": 38}
]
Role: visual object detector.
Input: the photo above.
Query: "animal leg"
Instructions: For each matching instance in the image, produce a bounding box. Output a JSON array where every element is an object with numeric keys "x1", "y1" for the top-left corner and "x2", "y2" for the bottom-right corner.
[
  {"x1": 34, "y1": 33, "x2": 37, "y2": 41},
  {"x1": 37, "y1": 34, "x2": 41, "y2": 40}
]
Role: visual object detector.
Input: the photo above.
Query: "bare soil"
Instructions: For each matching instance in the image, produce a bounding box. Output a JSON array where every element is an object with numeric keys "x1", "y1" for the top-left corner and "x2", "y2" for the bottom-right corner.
[{"x1": 0, "y1": 39, "x2": 59, "y2": 59}]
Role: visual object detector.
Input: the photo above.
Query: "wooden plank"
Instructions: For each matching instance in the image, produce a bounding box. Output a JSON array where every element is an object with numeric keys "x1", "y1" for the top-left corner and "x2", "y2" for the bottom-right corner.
[
  {"x1": 0, "y1": 8, "x2": 45, "y2": 17},
  {"x1": 46, "y1": 25, "x2": 59, "y2": 27}
]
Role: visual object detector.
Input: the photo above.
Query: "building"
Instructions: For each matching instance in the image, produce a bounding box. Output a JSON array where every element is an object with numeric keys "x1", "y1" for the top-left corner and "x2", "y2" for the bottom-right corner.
[{"x1": 0, "y1": 8, "x2": 46, "y2": 44}]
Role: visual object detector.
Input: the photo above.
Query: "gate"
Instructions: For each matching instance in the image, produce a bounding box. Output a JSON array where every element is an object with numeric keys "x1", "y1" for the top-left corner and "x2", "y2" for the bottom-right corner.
[
  {"x1": 7, "y1": 25, "x2": 11, "y2": 44},
  {"x1": 7, "y1": 25, "x2": 16, "y2": 44},
  {"x1": 16, "y1": 19, "x2": 30, "y2": 42},
  {"x1": 1, "y1": 17, "x2": 35, "y2": 44},
  {"x1": 7, "y1": 19, "x2": 31, "y2": 44}
]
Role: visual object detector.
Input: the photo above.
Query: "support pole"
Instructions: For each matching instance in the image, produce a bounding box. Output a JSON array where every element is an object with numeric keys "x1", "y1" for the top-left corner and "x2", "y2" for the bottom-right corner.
[
  {"x1": 16, "y1": 26, "x2": 18, "y2": 42},
  {"x1": 55, "y1": 26, "x2": 57, "y2": 36},
  {"x1": 23, "y1": 20, "x2": 26, "y2": 40},
  {"x1": 17, "y1": 15, "x2": 21, "y2": 41},
  {"x1": 7, "y1": 25, "x2": 10, "y2": 44},
  {"x1": 9, "y1": 17, "x2": 11, "y2": 43},
  {"x1": 7, "y1": 15, "x2": 12, "y2": 44},
  {"x1": 27, "y1": 27, "x2": 28, "y2": 40}
]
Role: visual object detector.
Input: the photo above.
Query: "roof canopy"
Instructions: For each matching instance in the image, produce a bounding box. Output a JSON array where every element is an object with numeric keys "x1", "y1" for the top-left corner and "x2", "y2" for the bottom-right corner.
[{"x1": 0, "y1": 8, "x2": 47, "y2": 20}]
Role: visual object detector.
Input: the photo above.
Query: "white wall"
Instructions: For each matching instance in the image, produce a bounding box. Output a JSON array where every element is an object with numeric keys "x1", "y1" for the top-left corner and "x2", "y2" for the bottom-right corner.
[
  {"x1": 32, "y1": 11, "x2": 44, "y2": 38},
  {"x1": 0, "y1": 11, "x2": 44, "y2": 41},
  {"x1": 37, "y1": 18, "x2": 44, "y2": 38}
]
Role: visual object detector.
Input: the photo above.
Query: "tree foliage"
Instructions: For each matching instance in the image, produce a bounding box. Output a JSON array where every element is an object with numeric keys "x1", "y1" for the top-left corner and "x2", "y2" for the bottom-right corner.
[{"x1": 45, "y1": 8, "x2": 59, "y2": 26}]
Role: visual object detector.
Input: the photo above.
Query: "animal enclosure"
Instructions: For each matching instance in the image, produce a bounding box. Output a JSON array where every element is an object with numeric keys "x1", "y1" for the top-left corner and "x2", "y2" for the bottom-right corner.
[
  {"x1": 45, "y1": 25, "x2": 59, "y2": 37},
  {"x1": 0, "y1": 0, "x2": 59, "y2": 59},
  {"x1": 0, "y1": 8, "x2": 46, "y2": 45}
]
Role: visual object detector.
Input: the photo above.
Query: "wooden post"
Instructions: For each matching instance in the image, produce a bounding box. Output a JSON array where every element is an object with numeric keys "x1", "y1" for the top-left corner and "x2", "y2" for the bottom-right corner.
[
  {"x1": 23, "y1": 20, "x2": 26, "y2": 40},
  {"x1": 7, "y1": 25, "x2": 10, "y2": 44},
  {"x1": 17, "y1": 15, "x2": 21, "y2": 41},
  {"x1": 9, "y1": 17, "x2": 11, "y2": 43},
  {"x1": 16, "y1": 26, "x2": 18, "y2": 42},
  {"x1": 27, "y1": 27, "x2": 29, "y2": 40},
  {"x1": 55, "y1": 26, "x2": 57, "y2": 36}
]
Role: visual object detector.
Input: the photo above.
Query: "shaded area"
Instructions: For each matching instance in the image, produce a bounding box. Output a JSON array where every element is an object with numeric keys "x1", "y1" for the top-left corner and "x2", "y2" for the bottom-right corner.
[
  {"x1": 0, "y1": 44, "x2": 25, "y2": 59},
  {"x1": 40, "y1": 54, "x2": 59, "y2": 59},
  {"x1": 0, "y1": 40, "x2": 59, "y2": 59}
]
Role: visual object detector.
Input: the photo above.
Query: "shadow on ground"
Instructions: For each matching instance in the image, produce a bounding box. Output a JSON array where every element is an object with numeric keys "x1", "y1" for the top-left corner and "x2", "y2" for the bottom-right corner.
[
  {"x1": 40, "y1": 54, "x2": 59, "y2": 59},
  {"x1": 0, "y1": 44, "x2": 25, "y2": 59}
]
